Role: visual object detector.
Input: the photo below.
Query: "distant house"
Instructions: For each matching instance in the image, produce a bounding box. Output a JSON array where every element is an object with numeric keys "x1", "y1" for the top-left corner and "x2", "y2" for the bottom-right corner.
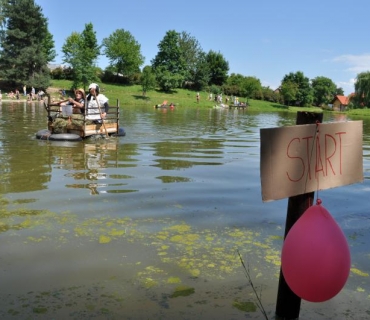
[
  {"x1": 47, "y1": 63, "x2": 67, "y2": 71},
  {"x1": 331, "y1": 95, "x2": 350, "y2": 111}
]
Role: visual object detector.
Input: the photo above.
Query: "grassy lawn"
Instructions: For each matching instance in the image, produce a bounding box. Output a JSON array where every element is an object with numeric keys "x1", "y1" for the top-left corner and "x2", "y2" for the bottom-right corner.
[
  {"x1": 2, "y1": 79, "x2": 369, "y2": 117},
  {"x1": 48, "y1": 79, "x2": 327, "y2": 114}
]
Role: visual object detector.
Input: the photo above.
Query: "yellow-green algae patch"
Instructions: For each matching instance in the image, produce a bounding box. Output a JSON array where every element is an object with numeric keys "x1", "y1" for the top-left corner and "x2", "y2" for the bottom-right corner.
[
  {"x1": 166, "y1": 224, "x2": 191, "y2": 233},
  {"x1": 232, "y1": 300, "x2": 257, "y2": 312},
  {"x1": 0, "y1": 195, "x2": 283, "y2": 289},
  {"x1": 108, "y1": 229, "x2": 125, "y2": 237},
  {"x1": 137, "y1": 266, "x2": 166, "y2": 288},
  {"x1": 99, "y1": 235, "x2": 112, "y2": 244},
  {"x1": 167, "y1": 277, "x2": 181, "y2": 284},
  {"x1": 351, "y1": 268, "x2": 369, "y2": 277}
]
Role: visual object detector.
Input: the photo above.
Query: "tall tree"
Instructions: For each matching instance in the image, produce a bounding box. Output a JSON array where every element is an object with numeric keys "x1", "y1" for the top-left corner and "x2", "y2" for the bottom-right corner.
[
  {"x1": 226, "y1": 73, "x2": 261, "y2": 99},
  {"x1": 42, "y1": 30, "x2": 57, "y2": 63},
  {"x1": 178, "y1": 31, "x2": 205, "y2": 84},
  {"x1": 151, "y1": 30, "x2": 186, "y2": 91},
  {"x1": 0, "y1": 0, "x2": 7, "y2": 31},
  {"x1": 353, "y1": 71, "x2": 370, "y2": 108},
  {"x1": 240, "y1": 76, "x2": 262, "y2": 99},
  {"x1": 206, "y1": 50, "x2": 229, "y2": 86},
  {"x1": 281, "y1": 71, "x2": 313, "y2": 107},
  {"x1": 102, "y1": 28, "x2": 144, "y2": 81},
  {"x1": 192, "y1": 51, "x2": 210, "y2": 90},
  {"x1": 311, "y1": 76, "x2": 337, "y2": 106},
  {"x1": 140, "y1": 65, "x2": 156, "y2": 96},
  {"x1": 0, "y1": 0, "x2": 55, "y2": 89},
  {"x1": 261, "y1": 86, "x2": 282, "y2": 103},
  {"x1": 227, "y1": 73, "x2": 245, "y2": 87},
  {"x1": 62, "y1": 22, "x2": 100, "y2": 89},
  {"x1": 336, "y1": 87, "x2": 344, "y2": 96},
  {"x1": 280, "y1": 81, "x2": 298, "y2": 106},
  {"x1": 62, "y1": 32, "x2": 84, "y2": 88}
]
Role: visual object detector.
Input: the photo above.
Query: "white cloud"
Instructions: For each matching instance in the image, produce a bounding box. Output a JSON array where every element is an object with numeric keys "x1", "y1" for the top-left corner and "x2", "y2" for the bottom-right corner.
[
  {"x1": 336, "y1": 78, "x2": 355, "y2": 94},
  {"x1": 333, "y1": 54, "x2": 370, "y2": 73}
]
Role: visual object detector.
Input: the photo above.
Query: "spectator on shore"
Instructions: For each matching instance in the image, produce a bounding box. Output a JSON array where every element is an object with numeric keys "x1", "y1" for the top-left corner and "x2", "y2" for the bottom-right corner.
[
  {"x1": 27, "y1": 91, "x2": 34, "y2": 102},
  {"x1": 37, "y1": 90, "x2": 45, "y2": 101},
  {"x1": 7, "y1": 91, "x2": 15, "y2": 99}
]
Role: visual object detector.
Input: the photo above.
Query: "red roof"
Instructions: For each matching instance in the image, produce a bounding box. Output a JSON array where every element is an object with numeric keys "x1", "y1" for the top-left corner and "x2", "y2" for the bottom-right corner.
[{"x1": 333, "y1": 95, "x2": 349, "y2": 105}]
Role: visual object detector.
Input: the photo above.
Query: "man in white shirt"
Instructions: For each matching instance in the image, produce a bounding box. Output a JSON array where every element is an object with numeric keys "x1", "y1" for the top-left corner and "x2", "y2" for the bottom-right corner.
[{"x1": 86, "y1": 83, "x2": 109, "y2": 123}]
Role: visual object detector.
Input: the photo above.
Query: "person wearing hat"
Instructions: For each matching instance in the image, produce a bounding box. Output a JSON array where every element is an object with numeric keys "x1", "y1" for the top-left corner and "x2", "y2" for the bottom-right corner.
[
  {"x1": 50, "y1": 88, "x2": 86, "y2": 133},
  {"x1": 86, "y1": 83, "x2": 109, "y2": 123},
  {"x1": 60, "y1": 88, "x2": 86, "y2": 114}
]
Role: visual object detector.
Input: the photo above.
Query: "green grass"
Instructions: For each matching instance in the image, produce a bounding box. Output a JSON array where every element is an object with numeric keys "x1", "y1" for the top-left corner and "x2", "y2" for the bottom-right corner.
[
  {"x1": 47, "y1": 79, "x2": 321, "y2": 114},
  {"x1": 3, "y1": 79, "x2": 370, "y2": 116},
  {"x1": 346, "y1": 108, "x2": 370, "y2": 117}
]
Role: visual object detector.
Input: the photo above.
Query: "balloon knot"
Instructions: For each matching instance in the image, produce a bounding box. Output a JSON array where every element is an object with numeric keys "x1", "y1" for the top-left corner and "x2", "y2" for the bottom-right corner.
[{"x1": 316, "y1": 198, "x2": 322, "y2": 205}]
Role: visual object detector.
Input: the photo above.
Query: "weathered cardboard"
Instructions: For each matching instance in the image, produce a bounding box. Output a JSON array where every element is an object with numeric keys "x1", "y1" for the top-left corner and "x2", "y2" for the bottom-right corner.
[{"x1": 260, "y1": 121, "x2": 363, "y2": 202}]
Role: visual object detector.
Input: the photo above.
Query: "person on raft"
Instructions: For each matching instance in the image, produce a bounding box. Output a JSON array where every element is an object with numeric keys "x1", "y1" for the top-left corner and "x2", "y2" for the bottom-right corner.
[
  {"x1": 85, "y1": 83, "x2": 109, "y2": 124},
  {"x1": 60, "y1": 88, "x2": 86, "y2": 114},
  {"x1": 51, "y1": 88, "x2": 86, "y2": 133}
]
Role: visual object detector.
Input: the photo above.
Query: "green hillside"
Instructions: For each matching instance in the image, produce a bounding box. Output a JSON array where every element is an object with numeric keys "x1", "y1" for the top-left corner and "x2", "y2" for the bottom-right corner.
[{"x1": 47, "y1": 80, "x2": 324, "y2": 114}]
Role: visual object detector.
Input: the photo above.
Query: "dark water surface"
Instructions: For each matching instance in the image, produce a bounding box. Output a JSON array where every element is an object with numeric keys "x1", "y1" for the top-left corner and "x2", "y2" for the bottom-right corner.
[{"x1": 0, "y1": 101, "x2": 369, "y2": 319}]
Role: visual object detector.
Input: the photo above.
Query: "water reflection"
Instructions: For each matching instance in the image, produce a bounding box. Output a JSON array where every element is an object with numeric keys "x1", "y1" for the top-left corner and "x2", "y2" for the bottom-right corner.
[
  {"x1": 0, "y1": 101, "x2": 54, "y2": 192},
  {"x1": 1, "y1": 103, "x2": 370, "y2": 319}
]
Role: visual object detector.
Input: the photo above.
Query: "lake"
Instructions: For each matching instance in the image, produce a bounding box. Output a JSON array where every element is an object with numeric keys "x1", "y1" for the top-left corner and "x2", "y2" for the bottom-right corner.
[{"x1": 0, "y1": 101, "x2": 369, "y2": 319}]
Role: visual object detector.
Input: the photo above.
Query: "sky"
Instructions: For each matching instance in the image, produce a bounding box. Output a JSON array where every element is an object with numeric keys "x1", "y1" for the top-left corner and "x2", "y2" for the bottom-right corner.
[{"x1": 36, "y1": 0, "x2": 370, "y2": 96}]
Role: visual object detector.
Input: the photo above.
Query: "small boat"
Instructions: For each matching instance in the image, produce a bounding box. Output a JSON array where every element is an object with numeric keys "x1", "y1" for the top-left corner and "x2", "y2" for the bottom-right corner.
[{"x1": 36, "y1": 95, "x2": 125, "y2": 141}]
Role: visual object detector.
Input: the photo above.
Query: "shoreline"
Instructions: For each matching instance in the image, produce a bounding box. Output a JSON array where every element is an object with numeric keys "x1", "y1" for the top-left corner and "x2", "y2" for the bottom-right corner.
[{"x1": 0, "y1": 99, "x2": 45, "y2": 103}]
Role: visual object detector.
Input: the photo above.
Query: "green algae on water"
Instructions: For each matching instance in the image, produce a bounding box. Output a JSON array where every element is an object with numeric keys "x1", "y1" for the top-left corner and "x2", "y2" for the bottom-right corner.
[
  {"x1": 170, "y1": 285, "x2": 195, "y2": 298},
  {"x1": 232, "y1": 300, "x2": 257, "y2": 312}
]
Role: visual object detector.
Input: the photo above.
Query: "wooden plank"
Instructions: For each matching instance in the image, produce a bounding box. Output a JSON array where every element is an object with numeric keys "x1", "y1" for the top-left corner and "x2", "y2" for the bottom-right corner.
[{"x1": 260, "y1": 120, "x2": 363, "y2": 202}]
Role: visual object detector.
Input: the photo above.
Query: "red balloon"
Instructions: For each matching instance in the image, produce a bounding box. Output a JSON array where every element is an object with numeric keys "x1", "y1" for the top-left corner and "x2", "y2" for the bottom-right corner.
[{"x1": 281, "y1": 204, "x2": 351, "y2": 302}]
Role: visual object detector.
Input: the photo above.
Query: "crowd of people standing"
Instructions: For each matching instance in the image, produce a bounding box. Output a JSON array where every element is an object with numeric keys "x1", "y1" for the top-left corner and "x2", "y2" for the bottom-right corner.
[{"x1": 0, "y1": 85, "x2": 44, "y2": 101}]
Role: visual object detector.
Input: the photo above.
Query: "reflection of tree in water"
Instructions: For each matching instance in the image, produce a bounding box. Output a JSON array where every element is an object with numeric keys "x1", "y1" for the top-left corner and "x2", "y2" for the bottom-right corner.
[{"x1": 0, "y1": 104, "x2": 51, "y2": 193}]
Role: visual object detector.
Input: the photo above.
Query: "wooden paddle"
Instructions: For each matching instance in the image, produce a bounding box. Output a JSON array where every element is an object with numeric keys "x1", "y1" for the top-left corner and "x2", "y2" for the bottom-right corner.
[
  {"x1": 48, "y1": 98, "x2": 69, "y2": 106},
  {"x1": 93, "y1": 93, "x2": 109, "y2": 138}
]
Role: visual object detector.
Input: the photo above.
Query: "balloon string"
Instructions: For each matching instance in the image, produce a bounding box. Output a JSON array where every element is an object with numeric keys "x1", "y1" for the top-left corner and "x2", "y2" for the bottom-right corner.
[
  {"x1": 315, "y1": 121, "x2": 322, "y2": 206},
  {"x1": 303, "y1": 120, "x2": 319, "y2": 195},
  {"x1": 303, "y1": 120, "x2": 322, "y2": 205}
]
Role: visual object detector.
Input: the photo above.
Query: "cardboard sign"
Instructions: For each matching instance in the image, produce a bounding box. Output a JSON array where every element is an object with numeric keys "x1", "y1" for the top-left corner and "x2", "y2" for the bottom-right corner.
[{"x1": 260, "y1": 121, "x2": 363, "y2": 202}]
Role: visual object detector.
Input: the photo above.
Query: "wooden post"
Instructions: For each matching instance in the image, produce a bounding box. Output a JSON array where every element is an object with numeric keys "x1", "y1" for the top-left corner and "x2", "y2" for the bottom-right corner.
[{"x1": 275, "y1": 111, "x2": 323, "y2": 320}]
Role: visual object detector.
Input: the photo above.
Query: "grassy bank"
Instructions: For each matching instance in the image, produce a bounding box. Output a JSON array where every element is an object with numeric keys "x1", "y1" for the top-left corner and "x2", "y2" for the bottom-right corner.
[
  {"x1": 3, "y1": 79, "x2": 370, "y2": 116},
  {"x1": 47, "y1": 80, "x2": 326, "y2": 114}
]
